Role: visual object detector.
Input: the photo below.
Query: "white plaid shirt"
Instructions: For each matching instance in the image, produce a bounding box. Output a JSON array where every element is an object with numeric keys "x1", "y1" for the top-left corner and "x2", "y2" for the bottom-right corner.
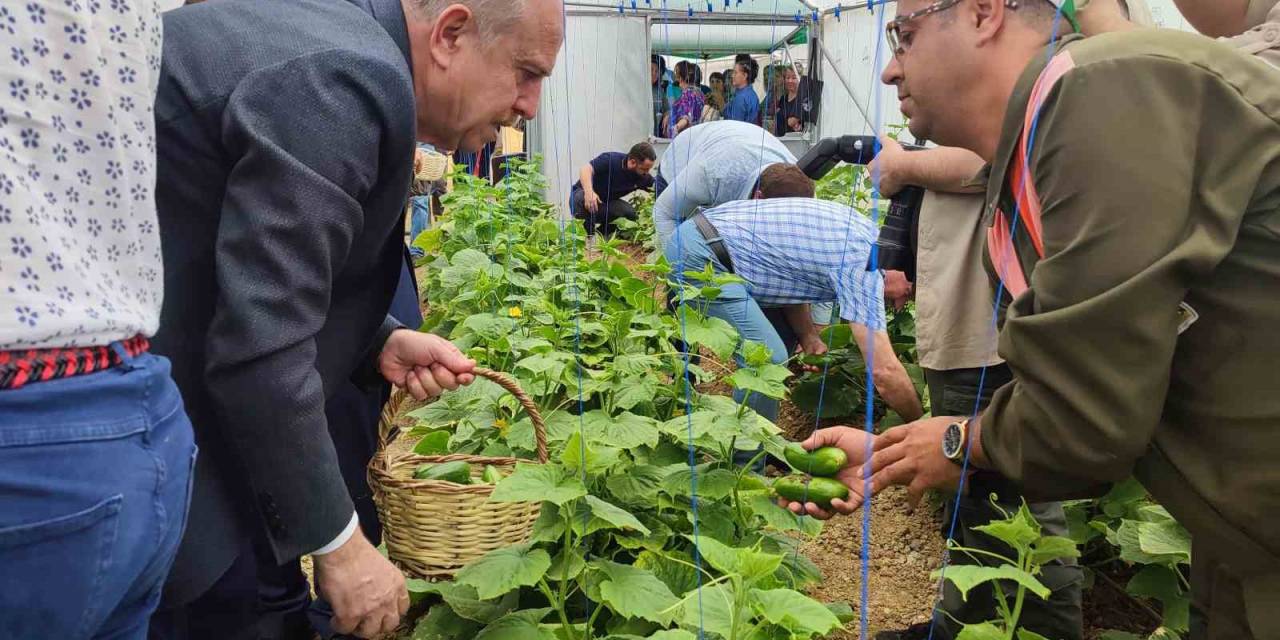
[{"x1": 702, "y1": 198, "x2": 886, "y2": 330}]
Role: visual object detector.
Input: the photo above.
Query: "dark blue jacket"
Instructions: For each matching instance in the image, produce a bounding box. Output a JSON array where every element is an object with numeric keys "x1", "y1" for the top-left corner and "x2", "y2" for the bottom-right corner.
[{"x1": 151, "y1": 0, "x2": 417, "y2": 604}]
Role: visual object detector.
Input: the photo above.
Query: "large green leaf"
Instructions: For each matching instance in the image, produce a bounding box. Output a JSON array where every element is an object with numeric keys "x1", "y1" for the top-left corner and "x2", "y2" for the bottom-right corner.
[
  {"x1": 587, "y1": 411, "x2": 661, "y2": 449},
  {"x1": 488, "y1": 463, "x2": 587, "y2": 506},
  {"x1": 1029, "y1": 535, "x2": 1081, "y2": 565},
  {"x1": 750, "y1": 588, "x2": 842, "y2": 636},
  {"x1": 728, "y1": 365, "x2": 792, "y2": 401},
  {"x1": 456, "y1": 544, "x2": 552, "y2": 599},
  {"x1": 1127, "y1": 565, "x2": 1190, "y2": 632},
  {"x1": 661, "y1": 467, "x2": 739, "y2": 500},
  {"x1": 972, "y1": 503, "x2": 1041, "y2": 551},
  {"x1": 406, "y1": 582, "x2": 519, "y2": 624},
  {"x1": 474, "y1": 608, "x2": 556, "y2": 640},
  {"x1": 547, "y1": 549, "x2": 587, "y2": 581},
  {"x1": 1136, "y1": 520, "x2": 1191, "y2": 564},
  {"x1": 954, "y1": 623, "x2": 1006, "y2": 640},
  {"x1": 1015, "y1": 630, "x2": 1052, "y2": 640},
  {"x1": 561, "y1": 432, "x2": 622, "y2": 476},
  {"x1": 688, "y1": 535, "x2": 784, "y2": 581},
  {"x1": 675, "y1": 307, "x2": 738, "y2": 360},
  {"x1": 606, "y1": 465, "x2": 669, "y2": 506},
  {"x1": 1099, "y1": 477, "x2": 1149, "y2": 518},
  {"x1": 413, "y1": 604, "x2": 484, "y2": 640},
  {"x1": 591, "y1": 560, "x2": 681, "y2": 625},
  {"x1": 530, "y1": 503, "x2": 566, "y2": 543},
  {"x1": 679, "y1": 583, "x2": 737, "y2": 638},
  {"x1": 635, "y1": 550, "x2": 701, "y2": 598},
  {"x1": 612, "y1": 377, "x2": 662, "y2": 413},
  {"x1": 412, "y1": 429, "x2": 453, "y2": 456},
  {"x1": 580, "y1": 495, "x2": 651, "y2": 535},
  {"x1": 746, "y1": 492, "x2": 824, "y2": 537},
  {"x1": 931, "y1": 565, "x2": 1051, "y2": 602}
]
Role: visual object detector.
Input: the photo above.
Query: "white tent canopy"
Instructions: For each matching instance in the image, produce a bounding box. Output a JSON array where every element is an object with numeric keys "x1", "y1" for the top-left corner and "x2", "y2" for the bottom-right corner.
[{"x1": 649, "y1": 22, "x2": 805, "y2": 57}]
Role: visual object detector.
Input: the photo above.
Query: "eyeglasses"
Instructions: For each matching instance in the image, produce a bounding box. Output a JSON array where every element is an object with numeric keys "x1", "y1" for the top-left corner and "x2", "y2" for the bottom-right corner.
[
  {"x1": 885, "y1": 0, "x2": 962, "y2": 56},
  {"x1": 886, "y1": 0, "x2": 1023, "y2": 56}
]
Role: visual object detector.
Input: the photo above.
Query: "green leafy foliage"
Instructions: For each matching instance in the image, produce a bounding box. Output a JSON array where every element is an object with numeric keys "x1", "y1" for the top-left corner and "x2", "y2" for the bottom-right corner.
[
  {"x1": 410, "y1": 157, "x2": 847, "y2": 640},
  {"x1": 1063, "y1": 477, "x2": 1192, "y2": 636}
]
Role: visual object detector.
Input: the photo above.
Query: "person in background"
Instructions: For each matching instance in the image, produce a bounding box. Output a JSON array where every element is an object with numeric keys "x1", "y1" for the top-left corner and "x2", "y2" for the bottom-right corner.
[
  {"x1": 651, "y1": 120, "x2": 793, "y2": 252},
  {"x1": 668, "y1": 61, "x2": 706, "y2": 137},
  {"x1": 1172, "y1": 0, "x2": 1279, "y2": 67},
  {"x1": 665, "y1": 165, "x2": 924, "y2": 427},
  {"x1": 774, "y1": 65, "x2": 812, "y2": 134},
  {"x1": 148, "y1": 0, "x2": 563, "y2": 638},
  {"x1": 708, "y1": 71, "x2": 728, "y2": 111},
  {"x1": 760, "y1": 63, "x2": 786, "y2": 132},
  {"x1": 785, "y1": 0, "x2": 1280, "y2": 637},
  {"x1": 651, "y1": 55, "x2": 672, "y2": 137},
  {"x1": 408, "y1": 145, "x2": 449, "y2": 259},
  {"x1": 0, "y1": 2, "x2": 197, "y2": 637},
  {"x1": 570, "y1": 143, "x2": 657, "y2": 237},
  {"x1": 722, "y1": 57, "x2": 761, "y2": 124},
  {"x1": 694, "y1": 65, "x2": 712, "y2": 98}
]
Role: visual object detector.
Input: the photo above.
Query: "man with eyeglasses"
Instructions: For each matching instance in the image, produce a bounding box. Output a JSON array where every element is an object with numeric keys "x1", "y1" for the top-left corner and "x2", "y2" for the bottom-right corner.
[{"x1": 777, "y1": 0, "x2": 1280, "y2": 638}]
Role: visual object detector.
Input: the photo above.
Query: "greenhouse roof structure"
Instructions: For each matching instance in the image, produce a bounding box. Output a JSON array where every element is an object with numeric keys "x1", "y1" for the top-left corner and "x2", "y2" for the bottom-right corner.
[{"x1": 564, "y1": 0, "x2": 821, "y2": 19}]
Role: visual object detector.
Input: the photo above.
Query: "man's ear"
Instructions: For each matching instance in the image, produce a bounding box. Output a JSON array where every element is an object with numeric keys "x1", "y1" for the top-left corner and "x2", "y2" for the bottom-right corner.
[
  {"x1": 971, "y1": 0, "x2": 1009, "y2": 45},
  {"x1": 427, "y1": 4, "x2": 475, "y2": 69},
  {"x1": 754, "y1": 189, "x2": 764, "y2": 199}
]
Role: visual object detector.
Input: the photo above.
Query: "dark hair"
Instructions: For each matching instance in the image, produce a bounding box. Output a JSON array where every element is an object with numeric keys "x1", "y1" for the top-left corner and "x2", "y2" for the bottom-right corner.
[
  {"x1": 692, "y1": 65, "x2": 703, "y2": 84},
  {"x1": 627, "y1": 142, "x2": 657, "y2": 163},
  {"x1": 758, "y1": 163, "x2": 815, "y2": 199},
  {"x1": 709, "y1": 71, "x2": 725, "y2": 83},
  {"x1": 736, "y1": 58, "x2": 759, "y2": 85},
  {"x1": 734, "y1": 53, "x2": 752, "y2": 65},
  {"x1": 674, "y1": 60, "x2": 698, "y2": 85},
  {"x1": 651, "y1": 54, "x2": 667, "y2": 74}
]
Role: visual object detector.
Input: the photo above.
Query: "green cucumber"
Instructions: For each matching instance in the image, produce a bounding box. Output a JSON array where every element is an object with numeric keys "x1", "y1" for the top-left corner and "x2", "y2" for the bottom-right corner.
[
  {"x1": 481, "y1": 464, "x2": 504, "y2": 484},
  {"x1": 773, "y1": 475, "x2": 850, "y2": 508},
  {"x1": 783, "y1": 443, "x2": 848, "y2": 477},
  {"x1": 413, "y1": 460, "x2": 472, "y2": 484}
]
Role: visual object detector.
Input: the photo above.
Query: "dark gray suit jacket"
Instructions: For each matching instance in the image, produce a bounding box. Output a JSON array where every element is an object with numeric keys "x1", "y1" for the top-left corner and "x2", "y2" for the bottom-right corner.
[{"x1": 152, "y1": 0, "x2": 416, "y2": 604}]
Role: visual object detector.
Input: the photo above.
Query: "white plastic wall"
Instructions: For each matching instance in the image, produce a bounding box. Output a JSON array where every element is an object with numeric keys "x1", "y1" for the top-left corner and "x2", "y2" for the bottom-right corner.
[
  {"x1": 529, "y1": 12, "x2": 652, "y2": 213},
  {"x1": 815, "y1": 4, "x2": 906, "y2": 138}
]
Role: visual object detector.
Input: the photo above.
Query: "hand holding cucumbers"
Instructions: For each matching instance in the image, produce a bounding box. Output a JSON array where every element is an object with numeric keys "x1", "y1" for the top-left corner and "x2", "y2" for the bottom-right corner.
[{"x1": 774, "y1": 426, "x2": 879, "y2": 520}]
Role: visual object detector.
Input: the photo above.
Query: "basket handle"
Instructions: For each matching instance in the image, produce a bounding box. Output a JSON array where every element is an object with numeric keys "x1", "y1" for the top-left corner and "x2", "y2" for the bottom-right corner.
[{"x1": 377, "y1": 367, "x2": 548, "y2": 464}]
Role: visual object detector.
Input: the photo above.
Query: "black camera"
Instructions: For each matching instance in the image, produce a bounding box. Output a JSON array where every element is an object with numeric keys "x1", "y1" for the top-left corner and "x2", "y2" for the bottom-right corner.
[{"x1": 795, "y1": 136, "x2": 925, "y2": 280}]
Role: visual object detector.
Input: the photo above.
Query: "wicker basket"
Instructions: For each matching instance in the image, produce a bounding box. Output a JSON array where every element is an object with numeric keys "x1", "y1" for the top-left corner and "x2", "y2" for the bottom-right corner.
[{"x1": 369, "y1": 367, "x2": 549, "y2": 579}]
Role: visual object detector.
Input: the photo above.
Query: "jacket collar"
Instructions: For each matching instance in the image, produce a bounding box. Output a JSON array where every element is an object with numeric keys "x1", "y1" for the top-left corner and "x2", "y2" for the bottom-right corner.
[
  {"x1": 347, "y1": 0, "x2": 412, "y2": 68},
  {"x1": 983, "y1": 35, "x2": 1082, "y2": 224}
]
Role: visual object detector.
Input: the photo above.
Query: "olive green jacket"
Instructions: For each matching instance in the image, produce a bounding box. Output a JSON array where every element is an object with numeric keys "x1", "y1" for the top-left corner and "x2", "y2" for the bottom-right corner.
[{"x1": 978, "y1": 30, "x2": 1280, "y2": 633}]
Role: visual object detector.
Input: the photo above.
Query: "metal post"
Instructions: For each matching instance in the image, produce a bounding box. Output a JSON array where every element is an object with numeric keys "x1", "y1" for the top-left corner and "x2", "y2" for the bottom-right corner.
[{"x1": 813, "y1": 35, "x2": 874, "y2": 131}]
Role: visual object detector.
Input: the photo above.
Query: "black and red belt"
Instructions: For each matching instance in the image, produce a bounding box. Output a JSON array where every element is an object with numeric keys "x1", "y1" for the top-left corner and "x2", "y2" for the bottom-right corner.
[{"x1": 0, "y1": 335, "x2": 150, "y2": 390}]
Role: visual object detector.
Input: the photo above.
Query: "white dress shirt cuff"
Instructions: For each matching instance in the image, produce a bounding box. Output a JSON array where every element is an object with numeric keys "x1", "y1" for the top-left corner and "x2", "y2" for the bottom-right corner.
[{"x1": 310, "y1": 512, "x2": 359, "y2": 556}]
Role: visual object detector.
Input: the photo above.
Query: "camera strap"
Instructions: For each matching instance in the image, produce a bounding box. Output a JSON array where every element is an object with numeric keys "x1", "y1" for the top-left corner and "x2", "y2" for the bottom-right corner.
[{"x1": 987, "y1": 50, "x2": 1076, "y2": 298}]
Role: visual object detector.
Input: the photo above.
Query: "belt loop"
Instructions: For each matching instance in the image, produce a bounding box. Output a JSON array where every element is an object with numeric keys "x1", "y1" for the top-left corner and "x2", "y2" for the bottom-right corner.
[{"x1": 109, "y1": 341, "x2": 136, "y2": 367}]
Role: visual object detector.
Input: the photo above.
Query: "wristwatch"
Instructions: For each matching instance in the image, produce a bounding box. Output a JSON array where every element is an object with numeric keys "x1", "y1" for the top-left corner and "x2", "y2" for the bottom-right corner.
[{"x1": 941, "y1": 418, "x2": 972, "y2": 465}]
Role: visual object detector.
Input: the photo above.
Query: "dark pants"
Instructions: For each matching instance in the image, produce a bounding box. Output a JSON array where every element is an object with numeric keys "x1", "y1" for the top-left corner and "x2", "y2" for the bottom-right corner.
[
  {"x1": 570, "y1": 187, "x2": 637, "y2": 236},
  {"x1": 151, "y1": 258, "x2": 419, "y2": 640},
  {"x1": 925, "y1": 365, "x2": 1084, "y2": 640},
  {"x1": 1, "y1": 351, "x2": 196, "y2": 640}
]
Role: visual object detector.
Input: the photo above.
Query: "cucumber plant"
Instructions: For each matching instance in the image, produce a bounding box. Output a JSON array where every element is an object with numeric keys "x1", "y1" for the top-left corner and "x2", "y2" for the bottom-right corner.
[{"x1": 404, "y1": 157, "x2": 853, "y2": 639}]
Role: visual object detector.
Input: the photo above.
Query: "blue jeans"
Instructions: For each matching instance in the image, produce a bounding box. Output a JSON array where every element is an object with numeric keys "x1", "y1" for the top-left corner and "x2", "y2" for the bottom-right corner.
[
  {"x1": 665, "y1": 219, "x2": 788, "y2": 427},
  {"x1": 0, "y1": 350, "x2": 196, "y2": 640},
  {"x1": 408, "y1": 196, "x2": 431, "y2": 258}
]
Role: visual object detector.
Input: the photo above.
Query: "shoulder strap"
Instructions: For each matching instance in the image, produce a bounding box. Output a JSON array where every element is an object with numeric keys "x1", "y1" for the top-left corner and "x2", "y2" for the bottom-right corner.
[{"x1": 988, "y1": 51, "x2": 1077, "y2": 299}]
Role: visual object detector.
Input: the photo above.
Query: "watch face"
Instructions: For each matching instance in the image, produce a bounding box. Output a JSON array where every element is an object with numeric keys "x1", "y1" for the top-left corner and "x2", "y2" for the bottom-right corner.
[{"x1": 942, "y1": 422, "x2": 963, "y2": 459}]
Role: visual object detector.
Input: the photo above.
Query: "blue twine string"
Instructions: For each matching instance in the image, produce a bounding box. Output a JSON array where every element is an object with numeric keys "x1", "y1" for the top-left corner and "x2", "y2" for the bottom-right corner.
[{"x1": 924, "y1": 7, "x2": 1068, "y2": 640}]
